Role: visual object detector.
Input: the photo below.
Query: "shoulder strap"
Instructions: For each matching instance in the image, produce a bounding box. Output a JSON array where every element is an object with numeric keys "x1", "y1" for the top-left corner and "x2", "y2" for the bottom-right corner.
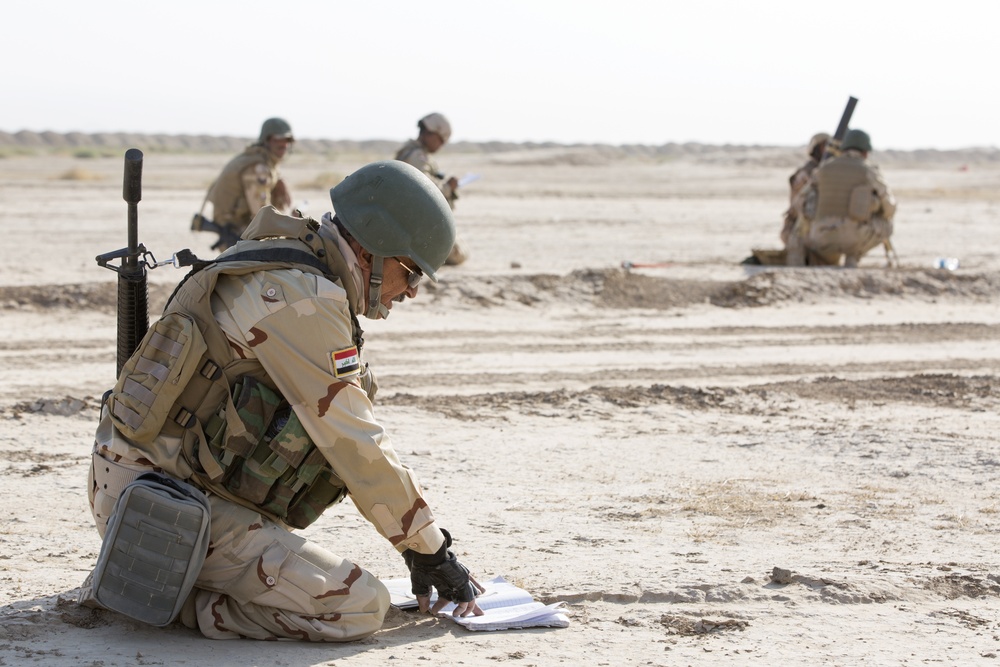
[
  {"x1": 166, "y1": 248, "x2": 332, "y2": 307},
  {"x1": 164, "y1": 246, "x2": 365, "y2": 351},
  {"x1": 214, "y1": 248, "x2": 335, "y2": 277}
]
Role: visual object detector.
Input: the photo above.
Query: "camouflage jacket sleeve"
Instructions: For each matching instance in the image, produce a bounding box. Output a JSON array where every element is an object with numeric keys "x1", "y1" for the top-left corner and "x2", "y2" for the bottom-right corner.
[
  {"x1": 240, "y1": 162, "x2": 277, "y2": 217},
  {"x1": 867, "y1": 164, "x2": 897, "y2": 221},
  {"x1": 788, "y1": 159, "x2": 817, "y2": 204},
  {"x1": 792, "y1": 178, "x2": 818, "y2": 222},
  {"x1": 211, "y1": 269, "x2": 446, "y2": 556}
]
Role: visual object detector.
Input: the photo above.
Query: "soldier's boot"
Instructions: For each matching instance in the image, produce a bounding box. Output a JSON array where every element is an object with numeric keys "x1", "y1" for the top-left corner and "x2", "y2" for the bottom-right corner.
[
  {"x1": 445, "y1": 241, "x2": 468, "y2": 266},
  {"x1": 178, "y1": 590, "x2": 199, "y2": 630},
  {"x1": 785, "y1": 236, "x2": 806, "y2": 266},
  {"x1": 77, "y1": 571, "x2": 103, "y2": 609}
]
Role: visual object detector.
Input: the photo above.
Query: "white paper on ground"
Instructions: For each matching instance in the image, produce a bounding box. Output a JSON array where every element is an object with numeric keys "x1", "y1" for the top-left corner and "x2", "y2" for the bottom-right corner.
[{"x1": 382, "y1": 574, "x2": 570, "y2": 631}]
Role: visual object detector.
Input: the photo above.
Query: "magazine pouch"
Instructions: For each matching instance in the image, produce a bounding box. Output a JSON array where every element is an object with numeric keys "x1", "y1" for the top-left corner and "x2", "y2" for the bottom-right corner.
[
  {"x1": 107, "y1": 313, "x2": 208, "y2": 442},
  {"x1": 202, "y1": 376, "x2": 347, "y2": 529}
]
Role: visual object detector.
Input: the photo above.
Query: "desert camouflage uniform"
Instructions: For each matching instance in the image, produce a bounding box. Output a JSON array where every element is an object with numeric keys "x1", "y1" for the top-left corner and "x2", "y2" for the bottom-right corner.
[
  {"x1": 789, "y1": 148, "x2": 896, "y2": 267},
  {"x1": 88, "y1": 211, "x2": 446, "y2": 641},
  {"x1": 205, "y1": 145, "x2": 285, "y2": 246},
  {"x1": 780, "y1": 156, "x2": 822, "y2": 246}
]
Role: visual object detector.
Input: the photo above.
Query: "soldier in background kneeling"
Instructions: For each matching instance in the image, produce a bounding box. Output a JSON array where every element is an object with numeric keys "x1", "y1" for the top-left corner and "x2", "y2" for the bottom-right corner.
[{"x1": 786, "y1": 129, "x2": 897, "y2": 267}]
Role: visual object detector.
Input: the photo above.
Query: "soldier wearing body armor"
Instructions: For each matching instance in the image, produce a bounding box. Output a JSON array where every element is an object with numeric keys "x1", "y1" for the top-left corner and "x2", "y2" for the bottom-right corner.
[
  {"x1": 194, "y1": 118, "x2": 296, "y2": 251},
  {"x1": 87, "y1": 161, "x2": 483, "y2": 640},
  {"x1": 786, "y1": 129, "x2": 897, "y2": 267},
  {"x1": 780, "y1": 132, "x2": 829, "y2": 247},
  {"x1": 395, "y1": 112, "x2": 468, "y2": 265}
]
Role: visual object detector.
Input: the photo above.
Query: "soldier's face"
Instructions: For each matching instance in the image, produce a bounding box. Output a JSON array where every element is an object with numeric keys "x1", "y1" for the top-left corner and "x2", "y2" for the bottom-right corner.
[
  {"x1": 420, "y1": 131, "x2": 445, "y2": 153},
  {"x1": 372, "y1": 256, "x2": 422, "y2": 312},
  {"x1": 267, "y1": 137, "x2": 293, "y2": 159}
]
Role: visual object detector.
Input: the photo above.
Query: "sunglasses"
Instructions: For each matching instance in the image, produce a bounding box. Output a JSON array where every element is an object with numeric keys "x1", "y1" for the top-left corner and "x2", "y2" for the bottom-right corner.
[{"x1": 397, "y1": 259, "x2": 423, "y2": 288}]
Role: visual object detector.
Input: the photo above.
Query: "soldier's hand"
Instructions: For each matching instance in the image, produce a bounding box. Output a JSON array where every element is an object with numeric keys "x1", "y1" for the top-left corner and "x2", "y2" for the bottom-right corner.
[
  {"x1": 402, "y1": 529, "x2": 485, "y2": 617},
  {"x1": 271, "y1": 179, "x2": 292, "y2": 212}
]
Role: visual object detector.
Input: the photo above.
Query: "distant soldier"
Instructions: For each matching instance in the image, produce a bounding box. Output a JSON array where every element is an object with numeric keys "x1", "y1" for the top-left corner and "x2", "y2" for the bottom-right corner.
[
  {"x1": 395, "y1": 113, "x2": 468, "y2": 265},
  {"x1": 193, "y1": 118, "x2": 296, "y2": 251},
  {"x1": 787, "y1": 129, "x2": 897, "y2": 267},
  {"x1": 87, "y1": 161, "x2": 483, "y2": 640},
  {"x1": 780, "y1": 132, "x2": 829, "y2": 247}
]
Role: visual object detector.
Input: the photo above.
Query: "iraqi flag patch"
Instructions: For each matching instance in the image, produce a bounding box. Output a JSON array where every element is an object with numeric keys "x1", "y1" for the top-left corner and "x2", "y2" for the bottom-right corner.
[{"x1": 331, "y1": 346, "x2": 361, "y2": 377}]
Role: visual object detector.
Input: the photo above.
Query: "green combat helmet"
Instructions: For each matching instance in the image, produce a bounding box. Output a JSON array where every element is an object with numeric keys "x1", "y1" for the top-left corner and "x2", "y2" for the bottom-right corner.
[
  {"x1": 331, "y1": 160, "x2": 456, "y2": 318},
  {"x1": 842, "y1": 129, "x2": 872, "y2": 153},
  {"x1": 259, "y1": 117, "x2": 294, "y2": 143}
]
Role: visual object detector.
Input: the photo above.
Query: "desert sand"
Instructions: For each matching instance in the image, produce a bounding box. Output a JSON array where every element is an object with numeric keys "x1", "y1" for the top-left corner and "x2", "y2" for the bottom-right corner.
[{"x1": 1, "y1": 138, "x2": 999, "y2": 666}]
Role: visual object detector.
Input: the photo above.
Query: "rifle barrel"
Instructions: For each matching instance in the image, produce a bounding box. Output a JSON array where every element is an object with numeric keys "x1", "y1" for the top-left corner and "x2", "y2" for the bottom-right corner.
[
  {"x1": 123, "y1": 148, "x2": 143, "y2": 269},
  {"x1": 833, "y1": 96, "x2": 858, "y2": 141},
  {"x1": 118, "y1": 149, "x2": 148, "y2": 374}
]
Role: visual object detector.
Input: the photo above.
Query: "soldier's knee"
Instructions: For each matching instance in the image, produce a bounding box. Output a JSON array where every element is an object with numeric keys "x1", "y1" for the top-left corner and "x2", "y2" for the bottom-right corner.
[{"x1": 323, "y1": 574, "x2": 390, "y2": 641}]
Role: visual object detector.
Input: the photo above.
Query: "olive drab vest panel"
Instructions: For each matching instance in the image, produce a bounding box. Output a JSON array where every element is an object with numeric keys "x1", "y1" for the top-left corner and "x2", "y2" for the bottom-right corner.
[
  {"x1": 814, "y1": 155, "x2": 869, "y2": 221},
  {"x1": 108, "y1": 241, "x2": 361, "y2": 528},
  {"x1": 207, "y1": 145, "x2": 278, "y2": 227}
]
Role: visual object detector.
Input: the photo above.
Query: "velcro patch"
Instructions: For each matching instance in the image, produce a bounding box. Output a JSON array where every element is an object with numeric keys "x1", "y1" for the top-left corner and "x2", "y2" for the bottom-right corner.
[{"x1": 332, "y1": 346, "x2": 360, "y2": 377}]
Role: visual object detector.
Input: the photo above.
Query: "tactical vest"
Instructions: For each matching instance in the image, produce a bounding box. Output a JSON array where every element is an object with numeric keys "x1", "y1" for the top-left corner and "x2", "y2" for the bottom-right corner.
[
  {"x1": 107, "y1": 237, "x2": 366, "y2": 529},
  {"x1": 207, "y1": 145, "x2": 277, "y2": 227},
  {"x1": 814, "y1": 155, "x2": 871, "y2": 221}
]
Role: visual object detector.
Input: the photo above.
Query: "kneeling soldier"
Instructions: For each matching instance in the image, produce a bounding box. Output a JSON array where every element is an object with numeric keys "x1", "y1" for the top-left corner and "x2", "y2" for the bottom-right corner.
[{"x1": 87, "y1": 160, "x2": 482, "y2": 640}]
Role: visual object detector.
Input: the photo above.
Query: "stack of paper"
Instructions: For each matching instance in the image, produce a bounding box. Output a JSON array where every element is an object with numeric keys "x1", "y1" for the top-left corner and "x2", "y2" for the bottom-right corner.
[{"x1": 383, "y1": 575, "x2": 570, "y2": 631}]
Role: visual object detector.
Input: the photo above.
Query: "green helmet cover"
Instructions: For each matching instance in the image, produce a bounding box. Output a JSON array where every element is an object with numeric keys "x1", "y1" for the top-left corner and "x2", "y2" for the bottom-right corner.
[
  {"x1": 330, "y1": 161, "x2": 456, "y2": 281},
  {"x1": 259, "y1": 117, "x2": 294, "y2": 143},
  {"x1": 842, "y1": 129, "x2": 872, "y2": 153}
]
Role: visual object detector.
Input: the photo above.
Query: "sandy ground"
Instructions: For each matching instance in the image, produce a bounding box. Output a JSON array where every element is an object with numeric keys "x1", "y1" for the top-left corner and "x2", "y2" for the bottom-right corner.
[{"x1": 1, "y1": 145, "x2": 999, "y2": 666}]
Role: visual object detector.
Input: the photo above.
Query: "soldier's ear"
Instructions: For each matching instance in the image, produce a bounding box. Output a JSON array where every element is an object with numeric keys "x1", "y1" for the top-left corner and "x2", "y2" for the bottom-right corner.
[{"x1": 355, "y1": 247, "x2": 373, "y2": 271}]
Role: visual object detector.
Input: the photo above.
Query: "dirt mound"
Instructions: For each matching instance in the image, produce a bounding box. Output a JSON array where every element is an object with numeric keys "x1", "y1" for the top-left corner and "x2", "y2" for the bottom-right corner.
[
  {"x1": 755, "y1": 373, "x2": 1000, "y2": 410},
  {"x1": 382, "y1": 373, "x2": 1000, "y2": 420},
  {"x1": 710, "y1": 268, "x2": 1000, "y2": 308},
  {"x1": 423, "y1": 268, "x2": 1000, "y2": 310},
  {"x1": 4, "y1": 268, "x2": 998, "y2": 314},
  {"x1": 0, "y1": 282, "x2": 175, "y2": 312}
]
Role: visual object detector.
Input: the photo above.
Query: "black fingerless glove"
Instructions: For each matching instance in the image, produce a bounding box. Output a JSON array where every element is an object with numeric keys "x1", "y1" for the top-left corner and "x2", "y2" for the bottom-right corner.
[{"x1": 402, "y1": 528, "x2": 477, "y2": 603}]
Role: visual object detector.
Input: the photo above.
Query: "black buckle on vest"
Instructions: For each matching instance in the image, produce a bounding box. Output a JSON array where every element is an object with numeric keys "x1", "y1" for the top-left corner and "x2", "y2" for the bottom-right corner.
[
  {"x1": 200, "y1": 359, "x2": 222, "y2": 381},
  {"x1": 174, "y1": 407, "x2": 197, "y2": 429}
]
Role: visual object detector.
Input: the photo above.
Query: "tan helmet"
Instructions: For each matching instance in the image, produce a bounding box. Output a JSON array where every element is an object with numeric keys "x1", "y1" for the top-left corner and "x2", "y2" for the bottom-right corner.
[
  {"x1": 808, "y1": 132, "x2": 831, "y2": 155},
  {"x1": 418, "y1": 112, "x2": 452, "y2": 143},
  {"x1": 259, "y1": 117, "x2": 294, "y2": 143}
]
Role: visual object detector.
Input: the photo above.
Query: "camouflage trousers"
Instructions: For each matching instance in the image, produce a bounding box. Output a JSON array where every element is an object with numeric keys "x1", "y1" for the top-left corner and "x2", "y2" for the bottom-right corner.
[
  {"x1": 787, "y1": 216, "x2": 892, "y2": 267},
  {"x1": 88, "y1": 451, "x2": 389, "y2": 641}
]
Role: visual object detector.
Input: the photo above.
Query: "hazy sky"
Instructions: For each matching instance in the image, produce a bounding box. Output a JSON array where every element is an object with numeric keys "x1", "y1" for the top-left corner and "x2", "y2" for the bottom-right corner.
[{"x1": 5, "y1": 1, "x2": 997, "y2": 150}]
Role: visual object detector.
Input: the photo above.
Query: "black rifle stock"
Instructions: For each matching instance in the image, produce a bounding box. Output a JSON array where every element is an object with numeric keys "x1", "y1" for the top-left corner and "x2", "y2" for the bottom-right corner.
[
  {"x1": 191, "y1": 213, "x2": 242, "y2": 251},
  {"x1": 823, "y1": 96, "x2": 858, "y2": 159}
]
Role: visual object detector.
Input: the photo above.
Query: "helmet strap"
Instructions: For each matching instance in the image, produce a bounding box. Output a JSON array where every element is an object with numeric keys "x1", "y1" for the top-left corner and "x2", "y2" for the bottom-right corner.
[{"x1": 365, "y1": 255, "x2": 390, "y2": 319}]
